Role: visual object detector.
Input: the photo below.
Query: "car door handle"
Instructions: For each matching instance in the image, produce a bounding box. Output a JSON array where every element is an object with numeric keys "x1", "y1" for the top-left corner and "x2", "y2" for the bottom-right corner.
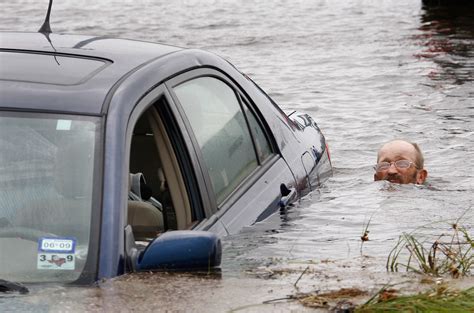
[{"x1": 279, "y1": 184, "x2": 297, "y2": 208}]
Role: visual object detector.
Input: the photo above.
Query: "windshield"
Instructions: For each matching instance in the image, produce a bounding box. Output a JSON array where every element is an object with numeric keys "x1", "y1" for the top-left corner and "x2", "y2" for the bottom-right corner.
[{"x1": 0, "y1": 112, "x2": 100, "y2": 283}]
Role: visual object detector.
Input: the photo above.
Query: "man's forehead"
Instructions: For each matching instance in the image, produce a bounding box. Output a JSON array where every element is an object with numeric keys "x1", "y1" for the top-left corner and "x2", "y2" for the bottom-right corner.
[{"x1": 378, "y1": 141, "x2": 417, "y2": 161}]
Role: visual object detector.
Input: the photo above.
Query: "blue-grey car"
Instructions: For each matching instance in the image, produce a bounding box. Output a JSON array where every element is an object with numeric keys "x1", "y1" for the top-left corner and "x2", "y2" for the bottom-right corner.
[{"x1": 0, "y1": 31, "x2": 332, "y2": 288}]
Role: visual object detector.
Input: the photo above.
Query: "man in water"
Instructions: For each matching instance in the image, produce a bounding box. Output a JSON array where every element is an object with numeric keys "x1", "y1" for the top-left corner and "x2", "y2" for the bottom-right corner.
[{"x1": 374, "y1": 139, "x2": 428, "y2": 184}]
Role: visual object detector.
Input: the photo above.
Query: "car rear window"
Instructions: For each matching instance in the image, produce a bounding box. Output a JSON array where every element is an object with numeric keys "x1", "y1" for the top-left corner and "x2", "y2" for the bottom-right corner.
[{"x1": 0, "y1": 51, "x2": 110, "y2": 85}]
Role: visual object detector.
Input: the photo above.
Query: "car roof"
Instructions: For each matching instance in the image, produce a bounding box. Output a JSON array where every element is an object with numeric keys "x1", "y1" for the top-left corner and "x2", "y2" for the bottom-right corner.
[{"x1": 0, "y1": 32, "x2": 186, "y2": 115}]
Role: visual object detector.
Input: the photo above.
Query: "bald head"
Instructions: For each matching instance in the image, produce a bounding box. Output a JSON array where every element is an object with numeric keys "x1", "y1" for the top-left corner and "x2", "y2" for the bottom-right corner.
[{"x1": 377, "y1": 140, "x2": 424, "y2": 169}]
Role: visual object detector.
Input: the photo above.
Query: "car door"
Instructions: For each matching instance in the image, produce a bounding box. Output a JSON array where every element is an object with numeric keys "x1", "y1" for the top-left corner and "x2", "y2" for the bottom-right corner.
[
  {"x1": 124, "y1": 86, "x2": 229, "y2": 237},
  {"x1": 166, "y1": 69, "x2": 296, "y2": 235}
]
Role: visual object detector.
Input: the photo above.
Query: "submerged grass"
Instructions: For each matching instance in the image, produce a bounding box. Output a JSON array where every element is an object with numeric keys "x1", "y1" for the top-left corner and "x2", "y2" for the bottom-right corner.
[
  {"x1": 386, "y1": 214, "x2": 473, "y2": 277},
  {"x1": 356, "y1": 212, "x2": 474, "y2": 311},
  {"x1": 297, "y1": 287, "x2": 367, "y2": 309},
  {"x1": 360, "y1": 209, "x2": 379, "y2": 253},
  {"x1": 356, "y1": 285, "x2": 474, "y2": 312}
]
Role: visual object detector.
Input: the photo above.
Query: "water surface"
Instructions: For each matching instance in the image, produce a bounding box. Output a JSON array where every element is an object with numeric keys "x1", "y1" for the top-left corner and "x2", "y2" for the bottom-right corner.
[{"x1": 1, "y1": 0, "x2": 473, "y2": 311}]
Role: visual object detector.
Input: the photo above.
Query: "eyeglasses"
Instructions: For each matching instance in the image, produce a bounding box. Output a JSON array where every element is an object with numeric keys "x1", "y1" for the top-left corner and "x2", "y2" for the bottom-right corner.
[{"x1": 374, "y1": 160, "x2": 417, "y2": 172}]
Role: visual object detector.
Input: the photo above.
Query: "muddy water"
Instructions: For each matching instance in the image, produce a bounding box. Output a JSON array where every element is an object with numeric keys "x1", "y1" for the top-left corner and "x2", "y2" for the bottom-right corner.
[{"x1": 1, "y1": 0, "x2": 473, "y2": 311}]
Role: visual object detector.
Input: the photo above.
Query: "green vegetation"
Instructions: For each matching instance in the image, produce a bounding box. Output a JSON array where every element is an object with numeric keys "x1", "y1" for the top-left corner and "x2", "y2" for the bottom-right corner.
[
  {"x1": 387, "y1": 220, "x2": 473, "y2": 277},
  {"x1": 356, "y1": 285, "x2": 474, "y2": 313}
]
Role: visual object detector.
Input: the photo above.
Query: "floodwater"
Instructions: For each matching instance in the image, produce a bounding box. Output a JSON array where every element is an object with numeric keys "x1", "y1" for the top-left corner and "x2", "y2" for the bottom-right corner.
[{"x1": 1, "y1": 0, "x2": 473, "y2": 311}]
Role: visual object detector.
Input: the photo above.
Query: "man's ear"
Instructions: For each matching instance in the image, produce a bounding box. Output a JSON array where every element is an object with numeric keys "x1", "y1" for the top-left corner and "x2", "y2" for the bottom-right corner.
[{"x1": 416, "y1": 169, "x2": 428, "y2": 184}]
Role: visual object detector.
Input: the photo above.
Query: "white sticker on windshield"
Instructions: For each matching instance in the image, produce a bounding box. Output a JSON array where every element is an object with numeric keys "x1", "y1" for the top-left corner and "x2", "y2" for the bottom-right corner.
[
  {"x1": 37, "y1": 237, "x2": 76, "y2": 270},
  {"x1": 56, "y1": 120, "x2": 72, "y2": 131}
]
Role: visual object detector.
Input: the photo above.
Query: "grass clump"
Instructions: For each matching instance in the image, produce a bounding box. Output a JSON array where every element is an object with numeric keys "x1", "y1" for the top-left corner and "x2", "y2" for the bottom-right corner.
[
  {"x1": 387, "y1": 221, "x2": 473, "y2": 277},
  {"x1": 356, "y1": 285, "x2": 474, "y2": 312}
]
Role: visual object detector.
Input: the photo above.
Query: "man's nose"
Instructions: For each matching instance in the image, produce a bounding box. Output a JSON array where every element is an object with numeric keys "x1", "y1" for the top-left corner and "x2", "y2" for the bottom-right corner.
[{"x1": 387, "y1": 162, "x2": 398, "y2": 174}]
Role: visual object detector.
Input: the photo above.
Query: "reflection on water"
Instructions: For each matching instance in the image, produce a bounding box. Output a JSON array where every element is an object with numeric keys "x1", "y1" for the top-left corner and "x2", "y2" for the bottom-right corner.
[
  {"x1": 417, "y1": 4, "x2": 474, "y2": 85},
  {"x1": 1, "y1": 0, "x2": 474, "y2": 311}
]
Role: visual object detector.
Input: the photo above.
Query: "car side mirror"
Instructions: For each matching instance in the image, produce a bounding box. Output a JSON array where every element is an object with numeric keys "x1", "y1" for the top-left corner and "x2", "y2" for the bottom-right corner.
[{"x1": 137, "y1": 230, "x2": 222, "y2": 271}]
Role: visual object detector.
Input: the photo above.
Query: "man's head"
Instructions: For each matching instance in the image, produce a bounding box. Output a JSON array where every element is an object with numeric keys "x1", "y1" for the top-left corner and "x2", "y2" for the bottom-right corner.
[{"x1": 374, "y1": 139, "x2": 428, "y2": 185}]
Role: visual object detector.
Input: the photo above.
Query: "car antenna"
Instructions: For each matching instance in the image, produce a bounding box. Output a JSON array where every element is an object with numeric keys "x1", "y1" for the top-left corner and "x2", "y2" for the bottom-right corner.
[
  {"x1": 38, "y1": 0, "x2": 53, "y2": 34},
  {"x1": 37, "y1": 0, "x2": 60, "y2": 65}
]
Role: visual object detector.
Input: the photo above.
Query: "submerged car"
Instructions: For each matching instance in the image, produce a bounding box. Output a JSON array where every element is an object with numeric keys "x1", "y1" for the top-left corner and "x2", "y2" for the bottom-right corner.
[{"x1": 0, "y1": 30, "x2": 332, "y2": 287}]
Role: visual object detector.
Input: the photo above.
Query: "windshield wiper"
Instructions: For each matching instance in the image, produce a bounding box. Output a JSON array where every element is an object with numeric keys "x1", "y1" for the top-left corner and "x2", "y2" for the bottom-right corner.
[{"x1": 0, "y1": 279, "x2": 29, "y2": 294}]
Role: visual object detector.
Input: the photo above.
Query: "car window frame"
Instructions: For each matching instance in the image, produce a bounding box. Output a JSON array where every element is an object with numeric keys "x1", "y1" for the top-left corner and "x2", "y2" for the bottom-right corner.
[
  {"x1": 124, "y1": 85, "x2": 211, "y2": 228},
  {"x1": 165, "y1": 68, "x2": 281, "y2": 214},
  {"x1": 235, "y1": 93, "x2": 276, "y2": 164}
]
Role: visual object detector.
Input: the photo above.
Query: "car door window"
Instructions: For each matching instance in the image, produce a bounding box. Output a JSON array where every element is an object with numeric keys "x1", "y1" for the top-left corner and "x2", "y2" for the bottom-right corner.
[
  {"x1": 129, "y1": 103, "x2": 194, "y2": 237},
  {"x1": 242, "y1": 104, "x2": 272, "y2": 163},
  {"x1": 174, "y1": 77, "x2": 259, "y2": 205}
]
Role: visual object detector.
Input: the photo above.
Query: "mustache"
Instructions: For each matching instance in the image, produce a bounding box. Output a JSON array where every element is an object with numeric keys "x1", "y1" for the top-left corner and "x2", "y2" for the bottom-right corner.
[{"x1": 386, "y1": 173, "x2": 403, "y2": 182}]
